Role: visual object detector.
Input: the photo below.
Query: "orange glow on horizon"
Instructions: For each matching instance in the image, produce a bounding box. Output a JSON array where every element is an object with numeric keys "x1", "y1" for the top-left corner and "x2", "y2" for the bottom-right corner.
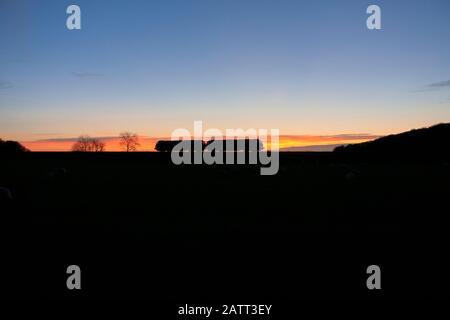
[{"x1": 21, "y1": 134, "x2": 380, "y2": 152}]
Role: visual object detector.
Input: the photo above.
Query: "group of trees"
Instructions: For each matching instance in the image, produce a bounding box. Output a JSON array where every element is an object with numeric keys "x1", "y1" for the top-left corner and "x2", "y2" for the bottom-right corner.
[
  {"x1": 71, "y1": 132, "x2": 140, "y2": 152},
  {"x1": 155, "y1": 139, "x2": 264, "y2": 152},
  {"x1": 0, "y1": 139, "x2": 30, "y2": 154},
  {"x1": 71, "y1": 135, "x2": 106, "y2": 152}
]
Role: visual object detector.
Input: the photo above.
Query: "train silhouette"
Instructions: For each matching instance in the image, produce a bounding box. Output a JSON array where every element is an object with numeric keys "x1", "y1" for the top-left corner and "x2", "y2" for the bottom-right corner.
[{"x1": 155, "y1": 139, "x2": 264, "y2": 152}]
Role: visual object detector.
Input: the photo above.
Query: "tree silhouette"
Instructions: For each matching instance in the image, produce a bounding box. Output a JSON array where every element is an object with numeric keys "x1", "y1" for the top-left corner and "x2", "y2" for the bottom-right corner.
[
  {"x1": 155, "y1": 140, "x2": 178, "y2": 152},
  {"x1": 91, "y1": 138, "x2": 106, "y2": 152},
  {"x1": 0, "y1": 139, "x2": 30, "y2": 154},
  {"x1": 71, "y1": 135, "x2": 105, "y2": 152},
  {"x1": 119, "y1": 132, "x2": 140, "y2": 152}
]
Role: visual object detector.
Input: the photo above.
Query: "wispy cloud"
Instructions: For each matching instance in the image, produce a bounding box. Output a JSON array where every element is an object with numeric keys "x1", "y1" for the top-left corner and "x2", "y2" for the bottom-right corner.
[
  {"x1": 72, "y1": 72, "x2": 104, "y2": 79},
  {"x1": 0, "y1": 81, "x2": 14, "y2": 89},
  {"x1": 426, "y1": 80, "x2": 450, "y2": 89},
  {"x1": 35, "y1": 136, "x2": 117, "y2": 143},
  {"x1": 278, "y1": 134, "x2": 382, "y2": 143},
  {"x1": 29, "y1": 133, "x2": 73, "y2": 138},
  {"x1": 280, "y1": 144, "x2": 346, "y2": 152},
  {"x1": 416, "y1": 79, "x2": 450, "y2": 92}
]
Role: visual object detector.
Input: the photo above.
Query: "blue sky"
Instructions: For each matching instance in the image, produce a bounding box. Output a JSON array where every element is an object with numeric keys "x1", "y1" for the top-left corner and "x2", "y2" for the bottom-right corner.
[{"x1": 1, "y1": 0, "x2": 450, "y2": 141}]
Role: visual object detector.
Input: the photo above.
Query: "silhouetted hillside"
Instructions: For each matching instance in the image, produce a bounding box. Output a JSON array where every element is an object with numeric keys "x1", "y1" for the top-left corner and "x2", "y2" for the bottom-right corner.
[
  {"x1": 334, "y1": 123, "x2": 450, "y2": 159},
  {"x1": 0, "y1": 139, "x2": 29, "y2": 155}
]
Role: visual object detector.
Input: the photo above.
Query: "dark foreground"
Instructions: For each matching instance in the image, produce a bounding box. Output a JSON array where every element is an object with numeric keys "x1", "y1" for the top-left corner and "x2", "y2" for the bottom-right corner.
[{"x1": 1, "y1": 152, "x2": 449, "y2": 303}]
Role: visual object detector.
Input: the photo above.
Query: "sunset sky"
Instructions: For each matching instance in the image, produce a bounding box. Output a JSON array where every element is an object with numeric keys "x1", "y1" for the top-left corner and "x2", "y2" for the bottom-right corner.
[{"x1": 1, "y1": 0, "x2": 450, "y2": 151}]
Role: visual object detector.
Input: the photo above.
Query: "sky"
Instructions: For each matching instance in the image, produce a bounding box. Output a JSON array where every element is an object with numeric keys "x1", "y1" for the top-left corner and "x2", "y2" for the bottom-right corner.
[{"x1": 1, "y1": 0, "x2": 450, "y2": 151}]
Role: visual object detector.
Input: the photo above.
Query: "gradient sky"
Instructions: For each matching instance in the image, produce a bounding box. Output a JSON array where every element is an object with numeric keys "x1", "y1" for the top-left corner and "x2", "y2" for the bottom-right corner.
[{"x1": 1, "y1": 0, "x2": 450, "y2": 149}]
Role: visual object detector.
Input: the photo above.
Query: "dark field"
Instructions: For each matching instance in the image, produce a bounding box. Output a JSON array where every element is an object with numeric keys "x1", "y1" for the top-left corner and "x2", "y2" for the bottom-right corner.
[{"x1": 1, "y1": 152, "x2": 449, "y2": 301}]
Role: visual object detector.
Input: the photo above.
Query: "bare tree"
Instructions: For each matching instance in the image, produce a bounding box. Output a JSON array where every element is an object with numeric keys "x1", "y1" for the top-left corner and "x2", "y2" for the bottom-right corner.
[
  {"x1": 119, "y1": 132, "x2": 140, "y2": 152},
  {"x1": 72, "y1": 135, "x2": 105, "y2": 152},
  {"x1": 90, "y1": 138, "x2": 105, "y2": 152},
  {"x1": 71, "y1": 135, "x2": 91, "y2": 152}
]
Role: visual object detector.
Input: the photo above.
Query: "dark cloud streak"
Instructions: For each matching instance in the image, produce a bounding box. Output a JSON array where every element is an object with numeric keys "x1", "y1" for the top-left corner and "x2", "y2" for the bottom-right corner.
[
  {"x1": 0, "y1": 81, "x2": 14, "y2": 89},
  {"x1": 425, "y1": 80, "x2": 450, "y2": 89},
  {"x1": 72, "y1": 72, "x2": 104, "y2": 79}
]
